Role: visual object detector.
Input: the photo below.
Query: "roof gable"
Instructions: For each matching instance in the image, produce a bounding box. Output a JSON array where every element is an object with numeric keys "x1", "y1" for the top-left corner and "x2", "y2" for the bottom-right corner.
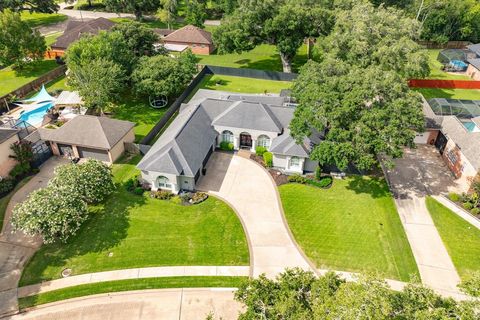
[
  {"x1": 52, "y1": 18, "x2": 115, "y2": 49},
  {"x1": 163, "y1": 25, "x2": 212, "y2": 45}
]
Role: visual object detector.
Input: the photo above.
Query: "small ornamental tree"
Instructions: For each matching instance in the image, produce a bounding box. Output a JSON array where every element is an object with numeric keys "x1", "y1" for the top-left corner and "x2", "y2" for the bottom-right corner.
[
  {"x1": 9, "y1": 140, "x2": 33, "y2": 165},
  {"x1": 11, "y1": 186, "x2": 88, "y2": 243},
  {"x1": 49, "y1": 159, "x2": 115, "y2": 204}
]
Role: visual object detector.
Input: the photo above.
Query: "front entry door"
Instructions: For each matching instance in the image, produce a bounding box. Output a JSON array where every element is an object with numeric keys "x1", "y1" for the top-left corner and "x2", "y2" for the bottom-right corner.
[
  {"x1": 435, "y1": 131, "x2": 448, "y2": 155},
  {"x1": 240, "y1": 133, "x2": 252, "y2": 148}
]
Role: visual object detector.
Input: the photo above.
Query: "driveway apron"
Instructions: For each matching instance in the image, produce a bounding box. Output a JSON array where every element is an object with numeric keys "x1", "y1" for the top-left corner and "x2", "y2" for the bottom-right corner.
[{"x1": 197, "y1": 152, "x2": 314, "y2": 278}]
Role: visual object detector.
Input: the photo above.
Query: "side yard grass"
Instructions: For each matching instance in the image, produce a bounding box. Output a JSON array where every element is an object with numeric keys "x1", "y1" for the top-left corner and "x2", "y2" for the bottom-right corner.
[
  {"x1": 415, "y1": 88, "x2": 480, "y2": 100},
  {"x1": 19, "y1": 156, "x2": 249, "y2": 286},
  {"x1": 21, "y1": 12, "x2": 67, "y2": 28},
  {"x1": 194, "y1": 74, "x2": 292, "y2": 95},
  {"x1": 19, "y1": 276, "x2": 247, "y2": 309},
  {"x1": 426, "y1": 197, "x2": 480, "y2": 280},
  {"x1": 426, "y1": 49, "x2": 472, "y2": 81},
  {"x1": 0, "y1": 177, "x2": 32, "y2": 232},
  {"x1": 279, "y1": 177, "x2": 418, "y2": 281},
  {"x1": 0, "y1": 60, "x2": 59, "y2": 97}
]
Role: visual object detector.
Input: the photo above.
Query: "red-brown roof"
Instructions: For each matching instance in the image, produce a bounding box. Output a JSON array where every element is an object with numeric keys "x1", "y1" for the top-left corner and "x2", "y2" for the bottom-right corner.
[
  {"x1": 52, "y1": 18, "x2": 116, "y2": 50},
  {"x1": 162, "y1": 25, "x2": 213, "y2": 45}
]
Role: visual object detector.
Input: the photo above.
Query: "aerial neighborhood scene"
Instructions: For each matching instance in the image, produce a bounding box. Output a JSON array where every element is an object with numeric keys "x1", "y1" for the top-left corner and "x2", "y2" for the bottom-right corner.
[{"x1": 2, "y1": 0, "x2": 480, "y2": 319}]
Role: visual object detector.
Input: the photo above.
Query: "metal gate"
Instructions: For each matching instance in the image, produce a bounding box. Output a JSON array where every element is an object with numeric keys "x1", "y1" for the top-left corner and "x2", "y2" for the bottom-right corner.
[
  {"x1": 31, "y1": 140, "x2": 52, "y2": 168},
  {"x1": 435, "y1": 131, "x2": 448, "y2": 155}
]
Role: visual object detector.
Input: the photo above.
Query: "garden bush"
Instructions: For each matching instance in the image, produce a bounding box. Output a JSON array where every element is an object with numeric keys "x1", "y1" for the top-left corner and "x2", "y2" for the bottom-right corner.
[
  {"x1": 255, "y1": 146, "x2": 267, "y2": 156},
  {"x1": 315, "y1": 165, "x2": 322, "y2": 180},
  {"x1": 449, "y1": 192, "x2": 460, "y2": 202},
  {"x1": 0, "y1": 178, "x2": 15, "y2": 195},
  {"x1": 133, "y1": 187, "x2": 144, "y2": 195},
  {"x1": 220, "y1": 141, "x2": 234, "y2": 151},
  {"x1": 307, "y1": 176, "x2": 333, "y2": 188},
  {"x1": 151, "y1": 190, "x2": 174, "y2": 200},
  {"x1": 288, "y1": 174, "x2": 307, "y2": 184},
  {"x1": 9, "y1": 163, "x2": 31, "y2": 179},
  {"x1": 191, "y1": 192, "x2": 208, "y2": 204},
  {"x1": 263, "y1": 152, "x2": 273, "y2": 167},
  {"x1": 171, "y1": 196, "x2": 183, "y2": 205},
  {"x1": 463, "y1": 202, "x2": 474, "y2": 210},
  {"x1": 471, "y1": 207, "x2": 480, "y2": 216}
]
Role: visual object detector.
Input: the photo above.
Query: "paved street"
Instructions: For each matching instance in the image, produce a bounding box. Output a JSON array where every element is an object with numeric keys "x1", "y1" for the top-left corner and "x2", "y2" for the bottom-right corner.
[
  {"x1": 0, "y1": 158, "x2": 67, "y2": 317},
  {"x1": 385, "y1": 145, "x2": 463, "y2": 298},
  {"x1": 5, "y1": 288, "x2": 241, "y2": 320},
  {"x1": 197, "y1": 152, "x2": 315, "y2": 278}
]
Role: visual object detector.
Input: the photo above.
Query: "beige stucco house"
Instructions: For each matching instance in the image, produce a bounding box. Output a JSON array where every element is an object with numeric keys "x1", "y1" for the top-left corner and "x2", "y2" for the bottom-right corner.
[{"x1": 0, "y1": 128, "x2": 20, "y2": 178}]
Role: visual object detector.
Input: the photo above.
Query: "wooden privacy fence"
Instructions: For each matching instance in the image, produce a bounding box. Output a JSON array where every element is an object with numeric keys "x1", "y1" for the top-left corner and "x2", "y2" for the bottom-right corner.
[{"x1": 409, "y1": 79, "x2": 480, "y2": 89}]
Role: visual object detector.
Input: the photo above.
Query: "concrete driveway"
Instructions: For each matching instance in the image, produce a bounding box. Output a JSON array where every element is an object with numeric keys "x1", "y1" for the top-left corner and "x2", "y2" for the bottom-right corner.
[
  {"x1": 0, "y1": 157, "x2": 68, "y2": 317},
  {"x1": 384, "y1": 145, "x2": 462, "y2": 297},
  {"x1": 197, "y1": 152, "x2": 315, "y2": 278},
  {"x1": 5, "y1": 288, "x2": 241, "y2": 320}
]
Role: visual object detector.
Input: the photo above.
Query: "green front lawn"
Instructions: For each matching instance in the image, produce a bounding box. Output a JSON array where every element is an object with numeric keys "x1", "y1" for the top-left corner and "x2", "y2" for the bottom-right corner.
[
  {"x1": 426, "y1": 49, "x2": 472, "y2": 80},
  {"x1": 279, "y1": 178, "x2": 418, "y2": 281},
  {"x1": 426, "y1": 197, "x2": 480, "y2": 280},
  {"x1": 197, "y1": 44, "x2": 308, "y2": 72},
  {"x1": 20, "y1": 156, "x2": 249, "y2": 286},
  {"x1": 0, "y1": 60, "x2": 59, "y2": 97},
  {"x1": 0, "y1": 177, "x2": 32, "y2": 232},
  {"x1": 192, "y1": 74, "x2": 291, "y2": 96},
  {"x1": 21, "y1": 12, "x2": 67, "y2": 28},
  {"x1": 415, "y1": 88, "x2": 480, "y2": 100},
  {"x1": 19, "y1": 276, "x2": 247, "y2": 309}
]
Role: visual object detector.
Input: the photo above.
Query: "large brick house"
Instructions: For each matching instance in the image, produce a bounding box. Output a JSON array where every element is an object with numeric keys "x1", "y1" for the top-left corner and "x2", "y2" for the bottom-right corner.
[{"x1": 162, "y1": 25, "x2": 214, "y2": 55}]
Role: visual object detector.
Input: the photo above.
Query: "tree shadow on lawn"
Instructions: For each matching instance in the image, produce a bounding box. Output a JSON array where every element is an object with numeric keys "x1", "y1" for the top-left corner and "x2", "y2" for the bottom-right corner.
[
  {"x1": 20, "y1": 189, "x2": 146, "y2": 286},
  {"x1": 10, "y1": 60, "x2": 58, "y2": 78},
  {"x1": 241, "y1": 55, "x2": 283, "y2": 72},
  {"x1": 344, "y1": 175, "x2": 392, "y2": 199}
]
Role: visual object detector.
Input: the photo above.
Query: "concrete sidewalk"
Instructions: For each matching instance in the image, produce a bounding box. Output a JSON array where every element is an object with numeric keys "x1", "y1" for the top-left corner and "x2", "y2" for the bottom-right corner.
[
  {"x1": 18, "y1": 266, "x2": 249, "y2": 298},
  {"x1": 6, "y1": 288, "x2": 242, "y2": 320}
]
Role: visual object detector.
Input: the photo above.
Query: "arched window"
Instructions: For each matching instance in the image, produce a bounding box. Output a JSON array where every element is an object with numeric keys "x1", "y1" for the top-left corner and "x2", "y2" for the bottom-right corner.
[
  {"x1": 157, "y1": 176, "x2": 172, "y2": 189},
  {"x1": 222, "y1": 130, "x2": 234, "y2": 143},
  {"x1": 289, "y1": 156, "x2": 301, "y2": 169},
  {"x1": 257, "y1": 135, "x2": 270, "y2": 149}
]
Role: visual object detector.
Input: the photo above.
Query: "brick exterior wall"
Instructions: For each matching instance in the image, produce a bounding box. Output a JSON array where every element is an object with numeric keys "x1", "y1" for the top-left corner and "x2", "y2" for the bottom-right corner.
[
  {"x1": 466, "y1": 64, "x2": 480, "y2": 81},
  {"x1": 442, "y1": 143, "x2": 463, "y2": 178},
  {"x1": 163, "y1": 41, "x2": 214, "y2": 55}
]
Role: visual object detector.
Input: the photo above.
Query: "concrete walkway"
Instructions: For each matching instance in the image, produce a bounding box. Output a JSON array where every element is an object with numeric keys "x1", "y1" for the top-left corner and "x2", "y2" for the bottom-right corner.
[
  {"x1": 197, "y1": 152, "x2": 315, "y2": 278},
  {"x1": 18, "y1": 266, "x2": 249, "y2": 298},
  {"x1": 385, "y1": 146, "x2": 463, "y2": 298},
  {"x1": 5, "y1": 288, "x2": 241, "y2": 320},
  {"x1": 0, "y1": 158, "x2": 68, "y2": 317},
  {"x1": 433, "y1": 195, "x2": 480, "y2": 230}
]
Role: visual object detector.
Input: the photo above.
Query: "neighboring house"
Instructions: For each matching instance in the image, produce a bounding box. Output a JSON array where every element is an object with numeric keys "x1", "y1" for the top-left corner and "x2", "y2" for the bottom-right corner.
[
  {"x1": 37, "y1": 115, "x2": 135, "y2": 163},
  {"x1": 422, "y1": 98, "x2": 480, "y2": 191},
  {"x1": 0, "y1": 128, "x2": 20, "y2": 177},
  {"x1": 137, "y1": 90, "x2": 320, "y2": 193},
  {"x1": 162, "y1": 25, "x2": 214, "y2": 55},
  {"x1": 47, "y1": 18, "x2": 116, "y2": 57}
]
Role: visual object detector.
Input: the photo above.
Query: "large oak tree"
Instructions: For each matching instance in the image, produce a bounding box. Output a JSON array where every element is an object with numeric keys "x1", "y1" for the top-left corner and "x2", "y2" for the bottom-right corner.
[
  {"x1": 0, "y1": 0, "x2": 58, "y2": 13},
  {"x1": 212, "y1": 0, "x2": 333, "y2": 73}
]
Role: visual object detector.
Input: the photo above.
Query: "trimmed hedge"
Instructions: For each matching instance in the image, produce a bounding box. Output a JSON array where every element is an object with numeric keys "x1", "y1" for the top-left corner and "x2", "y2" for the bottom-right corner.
[
  {"x1": 255, "y1": 146, "x2": 267, "y2": 156},
  {"x1": 220, "y1": 141, "x2": 234, "y2": 151},
  {"x1": 263, "y1": 152, "x2": 273, "y2": 167},
  {"x1": 288, "y1": 174, "x2": 333, "y2": 189}
]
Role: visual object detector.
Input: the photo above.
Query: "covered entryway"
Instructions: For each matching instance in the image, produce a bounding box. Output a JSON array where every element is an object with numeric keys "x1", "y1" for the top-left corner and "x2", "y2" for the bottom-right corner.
[
  {"x1": 58, "y1": 144, "x2": 74, "y2": 157},
  {"x1": 77, "y1": 147, "x2": 109, "y2": 162},
  {"x1": 239, "y1": 132, "x2": 252, "y2": 149},
  {"x1": 435, "y1": 131, "x2": 448, "y2": 155}
]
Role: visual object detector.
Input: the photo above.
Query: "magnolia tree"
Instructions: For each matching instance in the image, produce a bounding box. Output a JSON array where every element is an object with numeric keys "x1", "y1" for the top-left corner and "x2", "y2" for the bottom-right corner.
[
  {"x1": 11, "y1": 186, "x2": 88, "y2": 243},
  {"x1": 49, "y1": 159, "x2": 115, "y2": 204}
]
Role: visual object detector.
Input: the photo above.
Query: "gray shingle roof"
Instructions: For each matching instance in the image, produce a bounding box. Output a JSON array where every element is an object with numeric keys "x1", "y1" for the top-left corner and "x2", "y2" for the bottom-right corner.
[
  {"x1": 0, "y1": 128, "x2": 18, "y2": 144},
  {"x1": 467, "y1": 43, "x2": 480, "y2": 56},
  {"x1": 226, "y1": 94, "x2": 286, "y2": 106},
  {"x1": 52, "y1": 18, "x2": 115, "y2": 50},
  {"x1": 212, "y1": 101, "x2": 283, "y2": 133},
  {"x1": 441, "y1": 116, "x2": 480, "y2": 170},
  {"x1": 468, "y1": 58, "x2": 480, "y2": 70},
  {"x1": 269, "y1": 129, "x2": 313, "y2": 158},
  {"x1": 38, "y1": 115, "x2": 134, "y2": 150}
]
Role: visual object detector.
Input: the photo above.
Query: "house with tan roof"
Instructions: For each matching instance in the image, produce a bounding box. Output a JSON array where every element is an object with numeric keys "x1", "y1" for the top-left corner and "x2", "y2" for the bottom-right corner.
[{"x1": 162, "y1": 25, "x2": 214, "y2": 55}]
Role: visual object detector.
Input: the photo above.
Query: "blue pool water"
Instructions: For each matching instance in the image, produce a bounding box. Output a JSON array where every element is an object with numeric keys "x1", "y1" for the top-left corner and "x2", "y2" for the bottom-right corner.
[{"x1": 17, "y1": 102, "x2": 54, "y2": 125}]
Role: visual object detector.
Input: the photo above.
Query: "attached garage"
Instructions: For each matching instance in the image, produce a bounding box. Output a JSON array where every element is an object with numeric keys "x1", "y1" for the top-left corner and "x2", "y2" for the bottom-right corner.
[
  {"x1": 77, "y1": 147, "x2": 110, "y2": 162},
  {"x1": 58, "y1": 144, "x2": 74, "y2": 157}
]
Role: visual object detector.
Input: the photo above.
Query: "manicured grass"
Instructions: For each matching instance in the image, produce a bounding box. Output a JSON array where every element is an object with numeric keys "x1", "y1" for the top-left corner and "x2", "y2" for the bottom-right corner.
[
  {"x1": 20, "y1": 156, "x2": 249, "y2": 286},
  {"x1": 109, "y1": 92, "x2": 167, "y2": 142},
  {"x1": 193, "y1": 74, "x2": 291, "y2": 95},
  {"x1": 279, "y1": 178, "x2": 418, "y2": 281},
  {"x1": 19, "y1": 276, "x2": 247, "y2": 309},
  {"x1": 426, "y1": 197, "x2": 480, "y2": 280},
  {"x1": 20, "y1": 12, "x2": 67, "y2": 28},
  {"x1": 0, "y1": 177, "x2": 32, "y2": 232},
  {"x1": 45, "y1": 32, "x2": 63, "y2": 46},
  {"x1": 0, "y1": 60, "x2": 59, "y2": 97},
  {"x1": 426, "y1": 49, "x2": 472, "y2": 80},
  {"x1": 45, "y1": 75, "x2": 70, "y2": 92},
  {"x1": 197, "y1": 44, "x2": 308, "y2": 72},
  {"x1": 415, "y1": 88, "x2": 480, "y2": 100}
]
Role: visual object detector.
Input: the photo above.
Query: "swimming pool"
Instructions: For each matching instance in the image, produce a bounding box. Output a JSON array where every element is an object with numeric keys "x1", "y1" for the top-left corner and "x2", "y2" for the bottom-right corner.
[{"x1": 17, "y1": 102, "x2": 54, "y2": 126}]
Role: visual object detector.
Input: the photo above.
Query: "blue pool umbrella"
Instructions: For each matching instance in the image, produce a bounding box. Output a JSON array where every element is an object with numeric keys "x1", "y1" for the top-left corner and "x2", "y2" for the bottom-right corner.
[{"x1": 22, "y1": 85, "x2": 55, "y2": 104}]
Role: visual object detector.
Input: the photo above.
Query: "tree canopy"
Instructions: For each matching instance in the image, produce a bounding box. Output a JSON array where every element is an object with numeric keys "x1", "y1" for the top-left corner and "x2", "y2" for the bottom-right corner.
[
  {"x1": 0, "y1": 9, "x2": 46, "y2": 68},
  {"x1": 235, "y1": 268, "x2": 479, "y2": 319},
  {"x1": 112, "y1": 21, "x2": 159, "y2": 57},
  {"x1": 290, "y1": 2, "x2": 428, "y2": 171},
  {"x1": 0, "y1": 0, "x2": 58, "y2": 13},
  {"x1": 213, "y1": 0, "x2": 333, "y2": 72},
  {"x1": 104, "y1": 0, "x2": 160, "y2": 20},
  {"x1": 184, "y1": 0, "x2": 206, "y2": 28}
]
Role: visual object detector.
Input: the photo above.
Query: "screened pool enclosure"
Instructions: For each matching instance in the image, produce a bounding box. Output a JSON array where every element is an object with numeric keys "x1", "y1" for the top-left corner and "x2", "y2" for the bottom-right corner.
[{"x1": 428, "y1": 98, "x2": 480, "y2": 119}]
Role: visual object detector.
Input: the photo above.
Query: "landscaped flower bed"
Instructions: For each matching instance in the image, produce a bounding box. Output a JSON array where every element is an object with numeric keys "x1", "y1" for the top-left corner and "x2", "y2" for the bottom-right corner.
[
  {"x1": 288, "y1": 174, "x2": 333, "y2": 189},
  {"x1": 449, "y1": 185, "x2": 480, "y2": 218},
  {"x1": 151, "y1": 190, "x2": 209, "y2": 205}
]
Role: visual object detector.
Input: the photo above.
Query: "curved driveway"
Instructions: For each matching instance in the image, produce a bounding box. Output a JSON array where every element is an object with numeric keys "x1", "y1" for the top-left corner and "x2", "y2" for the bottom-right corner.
[{"x1": 197, "y1": 152, "x2": 314, "y2": 278}]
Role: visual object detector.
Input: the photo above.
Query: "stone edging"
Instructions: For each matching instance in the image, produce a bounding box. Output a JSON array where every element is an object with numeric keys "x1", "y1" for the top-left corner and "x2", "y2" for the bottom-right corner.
[
  {"x1": 245, "y1": 157, "x2": 320, "y2": 276},
  {"x1": 17, "y1": 266, "x2": 250, "y2": 298}
]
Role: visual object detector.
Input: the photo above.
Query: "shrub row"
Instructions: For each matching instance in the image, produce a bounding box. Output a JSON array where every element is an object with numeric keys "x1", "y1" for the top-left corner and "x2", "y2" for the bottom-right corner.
[
  {"x1": 263, "y1": 152, "x2": 273, "y2": 167},
  {"x1": 151, "y1": 190, "x2": 208, "y2": 205},
  {"x1": 219, "y1": 141, "x2": 234, "y2": 151},
  {"x1": 448, "y1": 191, "x2": 480, "y2": 217},
  {"x1": 288, "y1": 174, "x2": 333, "y2": 189}
]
